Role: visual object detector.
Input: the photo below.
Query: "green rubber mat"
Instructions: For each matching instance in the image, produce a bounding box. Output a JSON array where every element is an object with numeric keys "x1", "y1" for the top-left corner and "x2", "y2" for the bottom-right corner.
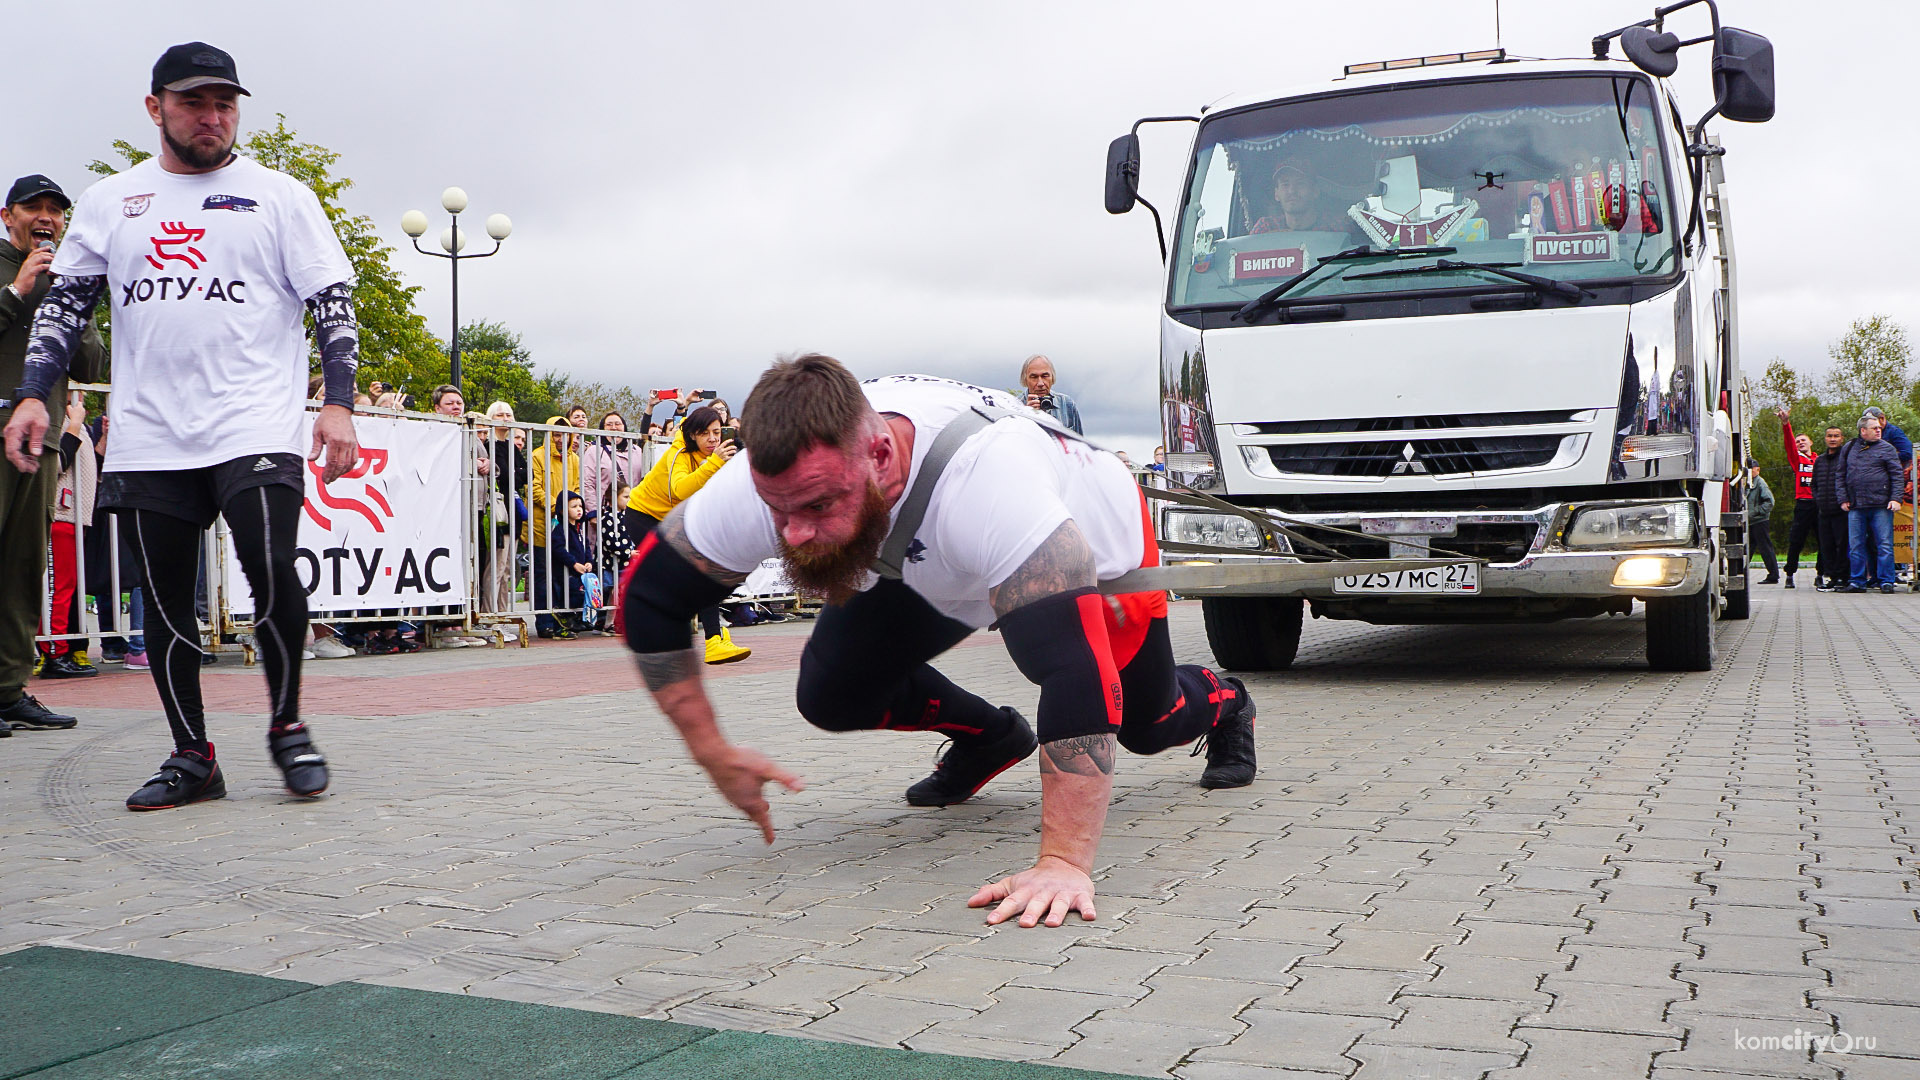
[{"x1": 1, "y1": 947, "x2": 1138, "y2": 1080}]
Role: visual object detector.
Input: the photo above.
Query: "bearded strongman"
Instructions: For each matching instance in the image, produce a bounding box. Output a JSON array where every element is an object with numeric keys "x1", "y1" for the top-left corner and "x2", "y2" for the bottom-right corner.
[{"x1": 621, "y1": 354, "x2": 1257, "y2": 928}]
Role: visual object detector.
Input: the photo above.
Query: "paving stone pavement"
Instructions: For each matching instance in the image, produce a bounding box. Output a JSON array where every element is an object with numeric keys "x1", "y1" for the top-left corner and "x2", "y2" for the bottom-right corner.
[{"x1": 3, "y1": 585, "x2": 1917, "y2": 1078}]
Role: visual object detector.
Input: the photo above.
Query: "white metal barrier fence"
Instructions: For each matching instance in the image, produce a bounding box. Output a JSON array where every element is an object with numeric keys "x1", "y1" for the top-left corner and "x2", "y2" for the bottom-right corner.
[{"x1": 32, "y1": 398, "x2": 800, "y2": 661}]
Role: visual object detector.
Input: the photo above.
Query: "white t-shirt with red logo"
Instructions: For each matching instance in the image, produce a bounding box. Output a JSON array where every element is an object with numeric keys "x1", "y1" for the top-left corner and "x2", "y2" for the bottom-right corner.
[
  {"x1": 54, "y1": 156, "x2": 353, "y2": 472},
  {"x1": 682, "y1": 376, "x2": 1152, "y2": 628}
]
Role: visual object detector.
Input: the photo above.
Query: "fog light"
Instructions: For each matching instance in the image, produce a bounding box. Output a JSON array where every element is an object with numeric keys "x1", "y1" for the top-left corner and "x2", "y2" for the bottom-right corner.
[{"x1": 1613, "y1": 556, "x2": 1687, "y2": 587}]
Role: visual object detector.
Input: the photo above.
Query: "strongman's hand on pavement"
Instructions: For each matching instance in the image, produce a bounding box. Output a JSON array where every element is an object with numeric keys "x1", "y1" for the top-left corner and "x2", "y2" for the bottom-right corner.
[
  {"x1": 969, "y1": 855, "x2": 1098, "y2": 928},
  {"x1": 2, "y1": 397, "x2": 50, "y2": 472},
  {"x1": 309, "y1": 403, "x2": 360, "y2": 484},
  {"x1": 695, "y1": 743, "x2": 805, "y2": 844}
]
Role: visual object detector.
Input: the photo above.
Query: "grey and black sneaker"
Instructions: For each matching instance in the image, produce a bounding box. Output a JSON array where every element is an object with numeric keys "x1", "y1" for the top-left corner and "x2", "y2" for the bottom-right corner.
[
  {"x1": 268, "y1": 723, "x2": 330, "y2": 798},
  {"x1": 126, "y1": 746, "x2": 225, "y2": 811},
  {"x1": 0, "y1": 693, "x2": 77, "y2": 730},
  {"x1": 905, "y1": 708, "x2": 1037, "y2": 807},
  {"x1": 1195, "y1": 676, "x2": 1257, "y2": 789}
]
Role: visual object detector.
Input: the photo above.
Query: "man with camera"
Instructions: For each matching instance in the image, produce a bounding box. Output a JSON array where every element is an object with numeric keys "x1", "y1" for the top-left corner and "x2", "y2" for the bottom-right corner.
[
  {"x1": 0, "y1": 175, "x2": 104, "y2": 735},
  {"x1": 1019, "y1": 354, "x2": 1083, "y2": 435}
]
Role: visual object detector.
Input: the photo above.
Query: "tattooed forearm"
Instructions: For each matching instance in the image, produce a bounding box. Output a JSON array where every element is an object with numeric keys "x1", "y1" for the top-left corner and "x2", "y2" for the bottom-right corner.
[
  {"x1": 989, "y1": 519, "x2": 1095, "y2": 618},
  {"x1": 1038, "y1": 733, "x2": 1117, "y2": 776},
  {"x1": 658, "y1": 505, "x2": 751, "y2": 587},
  {"x1": 635, "y1": 648, "x2": 702, "y2": 691}
]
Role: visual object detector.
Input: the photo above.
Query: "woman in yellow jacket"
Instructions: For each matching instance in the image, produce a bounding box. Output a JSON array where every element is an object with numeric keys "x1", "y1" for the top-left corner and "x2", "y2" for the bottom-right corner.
[
  {"x1": 625, "y1": 405, "x2": 749, "y2": 663},
  {"x1": 528, "y1": 411, "x2": 583, "y2": 637}
]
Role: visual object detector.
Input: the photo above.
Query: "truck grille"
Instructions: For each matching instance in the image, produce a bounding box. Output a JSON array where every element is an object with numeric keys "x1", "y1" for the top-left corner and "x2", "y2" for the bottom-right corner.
[
  {"x1": 1265, "y1": 435, "x2": 1565, "y2": 478},
  {"x1": 1297, "y1": 523, "x2": 1540, "y2": 565},
  {"x1": 1250, "y1": 410, "x2": 1579, "y2": 435}
]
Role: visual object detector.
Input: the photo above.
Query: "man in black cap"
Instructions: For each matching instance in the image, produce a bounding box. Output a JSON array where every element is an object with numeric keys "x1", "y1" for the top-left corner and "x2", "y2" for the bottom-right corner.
[
  {"x1": 0, "y1": 174, "x2": 103, "y2": 737},
  {"x1": 4, "y1": 42, "x2": 360, "y2": 808}
]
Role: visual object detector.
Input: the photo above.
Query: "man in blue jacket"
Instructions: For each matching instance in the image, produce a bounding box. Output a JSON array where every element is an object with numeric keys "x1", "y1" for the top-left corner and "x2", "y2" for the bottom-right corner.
[
  {"x1": 1837, "y1": 415, "x2": 1906, "y2": 593},
  {"x1": 1863, "y1": 407, "x2": 1912, "y2": 503}
]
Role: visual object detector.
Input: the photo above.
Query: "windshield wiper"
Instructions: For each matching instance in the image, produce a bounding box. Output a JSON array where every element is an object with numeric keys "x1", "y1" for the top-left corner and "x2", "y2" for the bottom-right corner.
[
  {"x1": 1344, "y1": 258, "x2": 1593, "y2": 302},
  {"x1": 1230, "y1": 245, "x2": 1455, "y2": 323}
]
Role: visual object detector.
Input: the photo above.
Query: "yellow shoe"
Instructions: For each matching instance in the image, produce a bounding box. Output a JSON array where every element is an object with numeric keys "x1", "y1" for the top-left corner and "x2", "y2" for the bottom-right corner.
[{"x1": 704, "y1": 631, "x2": 751, "y2": 665}]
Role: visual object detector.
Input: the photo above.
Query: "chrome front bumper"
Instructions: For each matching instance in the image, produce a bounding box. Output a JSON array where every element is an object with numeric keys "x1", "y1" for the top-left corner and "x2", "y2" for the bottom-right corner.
[{"x1": 1165, "y1": 502, "x2": 1713, "y2": 600}]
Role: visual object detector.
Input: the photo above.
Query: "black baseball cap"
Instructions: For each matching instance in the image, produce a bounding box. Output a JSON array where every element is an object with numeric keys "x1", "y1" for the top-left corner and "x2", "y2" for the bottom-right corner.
[
  {"x1": 5, "y1": 174, "x2": 69, "y2": 210},
  {"x1": 151, "y1": 42, "x2": 250, "y2": 96}
]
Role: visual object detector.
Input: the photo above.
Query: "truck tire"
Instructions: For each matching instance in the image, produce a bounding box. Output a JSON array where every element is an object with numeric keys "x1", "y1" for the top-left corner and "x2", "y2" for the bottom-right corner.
[
  {"x1": 1720, "y1": 561, "x2": 1750, "y2": 620},
  {"x1": 1202, "y1": 596, "x2": 1303, "y2": 671},
  {"x1": 1645, "y1": 587, "x2": 1714, "y2": 671}
]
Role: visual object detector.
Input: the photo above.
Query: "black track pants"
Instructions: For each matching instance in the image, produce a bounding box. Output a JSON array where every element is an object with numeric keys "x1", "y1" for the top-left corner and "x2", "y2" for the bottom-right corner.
[
  {"x1": 1784, "y1": 500, "x2": 1818, "y2": 575},
  {"x1": 1816, "y1": 511, "x2": 1849, "y2": 584},
  {"x1": 133, "y1": 484, "x2": 307, "y2": 753}
]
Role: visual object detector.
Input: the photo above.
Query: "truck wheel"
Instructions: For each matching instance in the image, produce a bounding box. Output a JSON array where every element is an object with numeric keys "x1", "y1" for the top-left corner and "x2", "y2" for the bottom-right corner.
[
  {"x1": 1645, "y1": 587, "x2": 1715, "y2": 671},
  {"x1": 1202, "y1": 597, "x2": 1303, "y2": 671},
  {"x1": 1720, "y1": 560, "x2": 1750, "y2": 620}
]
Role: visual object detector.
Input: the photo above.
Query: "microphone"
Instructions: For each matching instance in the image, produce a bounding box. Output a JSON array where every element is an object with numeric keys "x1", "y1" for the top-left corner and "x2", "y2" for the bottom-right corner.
[{"x1": 37, "y1": 239, "x2": 54, "y2": 253}]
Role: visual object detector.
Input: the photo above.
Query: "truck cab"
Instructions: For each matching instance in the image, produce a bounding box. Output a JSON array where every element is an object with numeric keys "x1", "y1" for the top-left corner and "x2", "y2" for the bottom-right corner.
[{"x1": 1105, "y1": 5, "x2": 1775, "y2": 671}]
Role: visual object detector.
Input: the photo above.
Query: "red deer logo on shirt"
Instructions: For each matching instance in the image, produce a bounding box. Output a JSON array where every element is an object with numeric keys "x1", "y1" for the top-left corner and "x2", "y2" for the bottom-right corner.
[
  {"x1": 305, "y1": 447, "x2": 394, "y2": 532},
  {"x1": 145, "y1": 221, "x2": 208, "y2": 270}
]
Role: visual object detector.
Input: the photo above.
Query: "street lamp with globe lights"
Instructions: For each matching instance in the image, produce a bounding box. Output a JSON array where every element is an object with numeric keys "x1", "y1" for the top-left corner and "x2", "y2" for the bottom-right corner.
[{"x1": 400, "y1": 187, "x2": 511, "y2": 394}]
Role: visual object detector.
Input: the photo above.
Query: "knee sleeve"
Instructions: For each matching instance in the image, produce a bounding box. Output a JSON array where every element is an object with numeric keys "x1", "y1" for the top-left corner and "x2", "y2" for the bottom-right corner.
[
  {"x1": 997, "y1": 587, "x2": 1122, "y2": 743},
  {"x1": 619, "y1": 528, "x2": 734, "y2": 654}
]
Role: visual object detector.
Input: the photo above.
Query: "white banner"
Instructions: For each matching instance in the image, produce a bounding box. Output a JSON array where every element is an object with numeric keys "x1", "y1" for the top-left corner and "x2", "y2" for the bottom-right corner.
[{"x1": 226, "y1": 412, "x2": 468, "y2": 616}]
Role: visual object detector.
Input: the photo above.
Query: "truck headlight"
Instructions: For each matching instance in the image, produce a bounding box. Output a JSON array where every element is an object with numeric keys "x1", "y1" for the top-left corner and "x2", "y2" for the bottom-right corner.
[
  {"x1": 1163, "y1": 509, "x2": 1266, "y2": 550},
  {"x1": 1565, "y1": 502, "x2": 1695, "y2": 548}
]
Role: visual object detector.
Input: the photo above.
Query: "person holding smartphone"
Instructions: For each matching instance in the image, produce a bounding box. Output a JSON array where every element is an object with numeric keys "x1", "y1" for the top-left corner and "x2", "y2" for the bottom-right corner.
[{"x1": 624, "y1": 405, "x2": 748, "y2": 664}]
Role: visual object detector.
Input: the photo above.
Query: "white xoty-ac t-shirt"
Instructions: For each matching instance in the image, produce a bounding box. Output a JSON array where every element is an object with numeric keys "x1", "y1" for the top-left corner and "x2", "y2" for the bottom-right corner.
[
  {"x1": 53, "y1": 155, "x2": 354, "y2": 471},
  {"x1": 682, "y1": 375, "x2": 1152, "y2": 628}
]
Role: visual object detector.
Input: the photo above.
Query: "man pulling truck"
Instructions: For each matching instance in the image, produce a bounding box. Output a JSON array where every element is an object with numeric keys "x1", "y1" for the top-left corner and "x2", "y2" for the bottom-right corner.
[{"x1": 620, "y1": 355, "x2": 1258, "y2": 928}]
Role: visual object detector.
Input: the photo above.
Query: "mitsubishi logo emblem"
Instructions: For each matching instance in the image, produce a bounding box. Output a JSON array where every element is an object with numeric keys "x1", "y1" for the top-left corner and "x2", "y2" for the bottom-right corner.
[{"x1": 1391, "y1": 443, "x2": 1428, "y2": 475}]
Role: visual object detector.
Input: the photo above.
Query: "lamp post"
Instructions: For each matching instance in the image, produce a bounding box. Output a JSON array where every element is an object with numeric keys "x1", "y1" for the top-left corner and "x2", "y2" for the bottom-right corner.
[{"x1": 400, "y1": 187, "x2": 511, "y2": 395}]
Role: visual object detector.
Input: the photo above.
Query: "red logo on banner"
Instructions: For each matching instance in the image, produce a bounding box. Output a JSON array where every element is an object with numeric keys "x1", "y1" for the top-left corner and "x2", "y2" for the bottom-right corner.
[
  {"x1": 1232, "y1": 248, "x2": 1306, "y2": 281},
  {"x1": 305, "y1": 447, "x2": 394, "y2": 531},
  {"x1": 145, "y1": 221, "x2": 208, "y2": 270}
]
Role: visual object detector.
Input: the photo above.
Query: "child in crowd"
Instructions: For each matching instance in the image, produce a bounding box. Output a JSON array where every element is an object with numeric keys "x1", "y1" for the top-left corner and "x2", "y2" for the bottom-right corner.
[{"x1": 548, "y1": 492, "x2": 596, "y2": 639}]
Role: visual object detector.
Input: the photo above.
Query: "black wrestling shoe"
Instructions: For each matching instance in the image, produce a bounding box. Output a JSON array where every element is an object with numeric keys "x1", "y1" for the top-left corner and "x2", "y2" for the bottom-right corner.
[
  {"x1": 1195, "y1": 676, "x2": 1257, "y2": 789},
  {"x1": 0, "y1": 694, "x2": 78, "y2": 730},
  {"x1": 905, "y1": 708, "x2": 1037, "y2": 807},
  {"x1": 126, "y1": 746, "x2": 225, "y2": 811},
  {"x1": 269, "y1": 723, "x2": 330, "y2": 798}
]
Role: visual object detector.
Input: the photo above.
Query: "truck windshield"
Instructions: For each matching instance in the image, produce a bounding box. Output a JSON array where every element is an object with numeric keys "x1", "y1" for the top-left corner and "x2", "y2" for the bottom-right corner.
[{"x1": 1170, "y1": 75, "x2": 1676, "y2": 311}]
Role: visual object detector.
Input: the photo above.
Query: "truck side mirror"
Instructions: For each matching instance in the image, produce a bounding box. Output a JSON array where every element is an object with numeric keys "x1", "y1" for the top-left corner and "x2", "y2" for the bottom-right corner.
[
  {"x1": 1620, "y1": 26, "x2": 1680, "y2": 77},
  {"x1": 1711, "y1": 28, "x2": 1775, "y2": 122},
  {"x1": 1105, "y1": 134, "x2": 1140, "y2": 215}
]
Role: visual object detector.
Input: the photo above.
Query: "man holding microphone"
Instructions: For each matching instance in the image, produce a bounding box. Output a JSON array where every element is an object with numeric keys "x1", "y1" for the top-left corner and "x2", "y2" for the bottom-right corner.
[{"x1": 0, "y1": 175, "x2": 104, "y2": 735}]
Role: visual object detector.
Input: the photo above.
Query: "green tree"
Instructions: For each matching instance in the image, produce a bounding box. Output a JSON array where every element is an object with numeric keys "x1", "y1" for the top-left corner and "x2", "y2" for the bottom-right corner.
[
  {"x1": 1752, "y1": 357, "x2": 1800, "y2": 413},
  {"x1": 88, "y1": 118, "x2": 442, "y2": 394},
  {"x1": 456, "y1": 320, "x2": 543, "y2": 417},
  {"x1": 1823, "y1": 314, "x2": 1914, "y2": 408}
]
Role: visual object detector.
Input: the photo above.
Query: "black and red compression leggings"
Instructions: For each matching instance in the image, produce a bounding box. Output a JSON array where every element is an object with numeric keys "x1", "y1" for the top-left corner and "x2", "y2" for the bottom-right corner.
[{"x1": 793, "y1": 578, "x2": 1228, "y2": 753}]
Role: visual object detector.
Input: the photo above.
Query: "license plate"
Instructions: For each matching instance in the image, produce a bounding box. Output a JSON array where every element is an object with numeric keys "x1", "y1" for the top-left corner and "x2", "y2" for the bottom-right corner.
[
  {"x1": 1332, "y1": 564, "x2": 1480, "y2": 594},
  {"x1": 1359, "y1": 516, "x2": 1456, "y2": 536}
]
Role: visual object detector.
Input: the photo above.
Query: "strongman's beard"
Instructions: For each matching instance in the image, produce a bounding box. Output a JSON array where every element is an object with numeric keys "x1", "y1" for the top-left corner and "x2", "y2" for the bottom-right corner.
[
  {"x1": 164, "y1": 127, "x2": 235, "y2": 171},
  {"x1": 779, "y1": 482, "x2": 890, "y2": 605}
]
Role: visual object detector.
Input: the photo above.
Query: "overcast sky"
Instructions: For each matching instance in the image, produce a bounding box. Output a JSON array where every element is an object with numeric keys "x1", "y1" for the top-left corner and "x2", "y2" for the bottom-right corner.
[{"x1": 43, "y1": 1, "x2": 1916, "y2": 455}]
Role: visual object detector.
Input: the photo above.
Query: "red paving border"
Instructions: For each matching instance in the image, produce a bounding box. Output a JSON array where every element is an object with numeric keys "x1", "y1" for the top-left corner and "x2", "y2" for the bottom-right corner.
[{"x1": 36, "y1": 624, "x2": 999, "y2": 717}]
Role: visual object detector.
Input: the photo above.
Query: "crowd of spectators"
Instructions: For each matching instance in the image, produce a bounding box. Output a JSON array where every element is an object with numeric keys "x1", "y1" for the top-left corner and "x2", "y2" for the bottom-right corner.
[{"x1": 1771, "y1": 405, "x2": 1913, "y2": 593}]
